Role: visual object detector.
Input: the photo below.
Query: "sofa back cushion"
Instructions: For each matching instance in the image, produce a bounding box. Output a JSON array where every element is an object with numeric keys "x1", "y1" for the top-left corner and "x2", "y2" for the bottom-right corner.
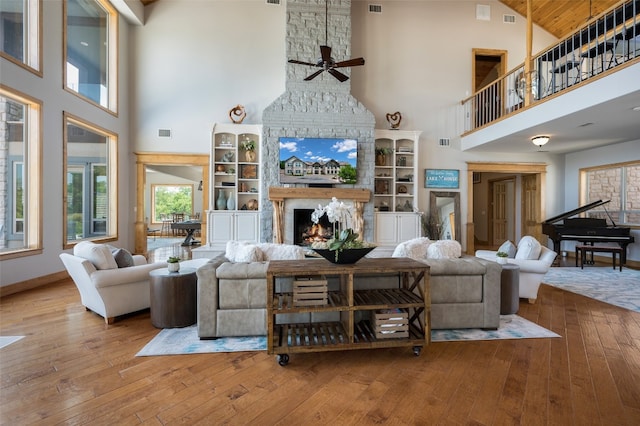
[
  {"x1": 225, "y1": 241, "x2": 264, "y2": 262},
  {"x1": 73, "y1": 241, "x2": 118, "y2": 270},
  {"x1": 258, "y1": 243, "x2": 305, "y2": 260},
  {"x1": 498, "y1": 240, "x2": 517, "y2": 258}
]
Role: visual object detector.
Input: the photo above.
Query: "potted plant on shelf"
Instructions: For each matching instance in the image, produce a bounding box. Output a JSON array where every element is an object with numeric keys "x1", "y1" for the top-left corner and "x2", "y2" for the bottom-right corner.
[
  {"x1": 241, "y1": 137, "x2": 256, "y2": 162},
  {"x1": 167, "y1": 256, "x2": 181, "y2": 272},
  {"x1": 375, "y1": 147, "x2": 393, "y2": 166},
  {"x1": 496, "y1": 251, "x2": 509, "y2": 265}
]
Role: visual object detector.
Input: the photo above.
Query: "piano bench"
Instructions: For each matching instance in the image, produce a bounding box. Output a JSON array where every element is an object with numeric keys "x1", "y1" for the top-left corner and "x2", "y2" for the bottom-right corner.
[{"x1": 575, "y1": 245, "x2": 623, "y2": 271}]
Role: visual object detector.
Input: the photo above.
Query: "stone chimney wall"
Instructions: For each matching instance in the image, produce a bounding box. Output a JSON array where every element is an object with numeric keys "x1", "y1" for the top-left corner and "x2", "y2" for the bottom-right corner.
[{"x1": 261, "y1": 0, "x2": 375, "y2": 243}]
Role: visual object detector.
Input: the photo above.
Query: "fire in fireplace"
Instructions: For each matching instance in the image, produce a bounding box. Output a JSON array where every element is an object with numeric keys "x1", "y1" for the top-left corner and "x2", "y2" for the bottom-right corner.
[{"x1": 293, "y1": 209, "x2": 334, "y2": 246}]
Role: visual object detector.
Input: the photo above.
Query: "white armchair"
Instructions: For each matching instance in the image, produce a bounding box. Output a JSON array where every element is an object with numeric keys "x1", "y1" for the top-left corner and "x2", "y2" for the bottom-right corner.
[
  {"x1": 59, "y1": 241, "x2": 166, "y2": 324},
  {"x1": 475, "y1": 236, "x2": 557, "y2": 304}
]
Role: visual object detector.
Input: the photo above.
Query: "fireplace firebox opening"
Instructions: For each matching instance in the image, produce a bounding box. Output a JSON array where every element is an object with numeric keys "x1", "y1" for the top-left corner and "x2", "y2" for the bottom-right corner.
[{"x1": 293, "y1": 208, "x2": 334, "y2": 246}]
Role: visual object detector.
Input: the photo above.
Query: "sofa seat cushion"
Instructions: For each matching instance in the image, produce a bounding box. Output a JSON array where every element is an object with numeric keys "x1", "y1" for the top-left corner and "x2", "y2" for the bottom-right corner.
[
  {"x1": 421, "y1": 256, "x2": 487, "y2": 276},
  {"x1": 218, "y1": 279, "x2": 267, "y2": 309},
  {"x1": 431, "y1": 275, "x2": 484, "y2": 304}
]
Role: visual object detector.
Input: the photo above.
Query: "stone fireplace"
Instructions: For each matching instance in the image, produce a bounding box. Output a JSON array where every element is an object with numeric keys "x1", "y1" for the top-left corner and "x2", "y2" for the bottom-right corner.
[{"x1": 261, "y1": 0, "x2": 375, "y2": 245}]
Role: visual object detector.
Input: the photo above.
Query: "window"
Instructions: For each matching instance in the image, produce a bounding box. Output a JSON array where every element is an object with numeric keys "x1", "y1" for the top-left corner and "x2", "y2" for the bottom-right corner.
[
  {"x1": 64, "y1": 113, "x2": 117, "y2": 247},
  {"x1": 151, "y1": 185, "x2": 194, "y2": 224},
  {"x1": 0, "y1": 85, "x2": 42, "y2": 258},
  {"x1": 581, "y1": 161, "x2": 640, "y2": 226},
  {"x1": 64, "y1": 0, "x2": 117, "y2": 112},
  {"x1": 0, "y1": 0, "x2": 41, "y2": 75}
]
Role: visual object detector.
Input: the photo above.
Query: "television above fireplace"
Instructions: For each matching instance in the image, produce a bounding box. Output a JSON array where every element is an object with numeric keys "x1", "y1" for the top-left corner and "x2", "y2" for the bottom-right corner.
[{"x1": 278, "y1": 137, "x2": 357, "y2": 185}]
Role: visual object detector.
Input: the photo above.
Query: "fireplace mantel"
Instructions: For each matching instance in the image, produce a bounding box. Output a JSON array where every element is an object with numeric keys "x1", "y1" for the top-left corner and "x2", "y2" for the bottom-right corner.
[
  {"x1": 268, "y1": 187, "x2": 371, "y2": 202},
  {"x1": 268, "y1": 187, "x2": 371, "y2": 244}
]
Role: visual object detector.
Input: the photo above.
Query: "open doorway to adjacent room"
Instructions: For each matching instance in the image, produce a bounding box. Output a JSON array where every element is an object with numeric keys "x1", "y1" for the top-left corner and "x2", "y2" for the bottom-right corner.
[
  {"x1": 466, "y1": 163, "x2": 546, "y2": 254},
  {"x1": 134, "y1": 153, "x2": 209, "y2": 255}
]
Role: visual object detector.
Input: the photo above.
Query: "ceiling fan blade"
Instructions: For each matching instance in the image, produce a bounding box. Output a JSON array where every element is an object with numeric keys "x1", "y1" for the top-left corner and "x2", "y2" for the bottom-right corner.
[
  {"x1": 334, "y1": 57, "x2": 365, "y2": 68},
  {"x1": 288, "y1": 59, "x2": 318, "y2": 67},
  {"x1": 320, "y1": 45, "x2": 332, "y2": 63},
  {"x1": 328, "y1": 68, "x2": 349, "y2": 82},
  {"x1": 304, "y1": 69, "x2": 325, "y2": 81}
]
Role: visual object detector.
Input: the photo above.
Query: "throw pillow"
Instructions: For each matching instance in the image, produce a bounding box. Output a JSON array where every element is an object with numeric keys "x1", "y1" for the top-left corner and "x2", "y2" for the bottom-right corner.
[
  {"x1": 498, "y1": 240, "x2": 517, "y2": 258},
  {"x1": 258, "y1": 243, "x2": 305, "y2": 260},
  {"x1": 225, "y1": 240, "x2": 263, "y2": 262},
  {"x1": 515, "y1": 236, "x2": 542, "y2": 260},
  {"x1": 426, "y1": 240, "x2": 462, "y2": 259},
  {"x1": 392, "y1": 237, "x2": 432, "y2": 259},
  {"x1": 234, "y1": 244, "x2": 263, "y2": 263},
  {"x1": 73, "y1": 241, "x2": 118, "y2": 270},
  {"x1": 111, "y1": 248, "x2": 135, "y2": 268}
]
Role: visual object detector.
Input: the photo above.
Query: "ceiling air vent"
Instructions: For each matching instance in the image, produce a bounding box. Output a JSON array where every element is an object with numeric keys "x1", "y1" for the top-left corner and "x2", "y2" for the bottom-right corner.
[
  {"x1": 265, "y1": 0, "x2": 280, "y2": 5},
  {"x1": 503, "y1": 14, "x2": 516, "y2": 24},
  {"x1": 369, "y1": 4, "x2": 382, "y2": 14},
  {"x1": 439, "y1": 138, "x2": 450, "y2": 147},
  {"x1": 158, "y1": 129, "x2": 172, "y2": 138}
]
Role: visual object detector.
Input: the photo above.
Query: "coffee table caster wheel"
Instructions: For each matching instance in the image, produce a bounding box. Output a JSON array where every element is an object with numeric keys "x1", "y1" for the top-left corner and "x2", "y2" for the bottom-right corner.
[
  {"x1": 413, "y1": 346, "x2": 421, "y2": 356},
  {"x1": 277, "y1": 354, "x2": 289, "y2": 366}
]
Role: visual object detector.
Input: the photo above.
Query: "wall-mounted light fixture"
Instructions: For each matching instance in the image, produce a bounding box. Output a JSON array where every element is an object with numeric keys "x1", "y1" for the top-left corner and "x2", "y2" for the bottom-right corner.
[
  {"x1": 197, "y1": 180, "x2": 203, "y2": 191},
  {"x1": 531, "y1": 135, "x2": 550, "y2": 147}
]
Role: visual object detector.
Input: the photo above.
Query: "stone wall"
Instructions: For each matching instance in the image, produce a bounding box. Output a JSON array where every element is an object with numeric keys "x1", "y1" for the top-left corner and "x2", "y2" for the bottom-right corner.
[{"x1": 261, "y1": 0, "x2": 375, "y2": 243}]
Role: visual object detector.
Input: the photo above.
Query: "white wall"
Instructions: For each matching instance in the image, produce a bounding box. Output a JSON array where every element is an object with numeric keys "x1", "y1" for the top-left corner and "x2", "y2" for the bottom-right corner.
[{"x1": 0, "y1": 1, "x2": 132, "y2": 287}]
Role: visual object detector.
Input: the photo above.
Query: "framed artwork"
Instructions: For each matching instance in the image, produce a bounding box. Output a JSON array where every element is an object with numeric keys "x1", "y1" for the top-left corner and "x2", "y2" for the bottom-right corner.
[{"x1": 425, "y1": 169, "x2": 459, "y2": 189}]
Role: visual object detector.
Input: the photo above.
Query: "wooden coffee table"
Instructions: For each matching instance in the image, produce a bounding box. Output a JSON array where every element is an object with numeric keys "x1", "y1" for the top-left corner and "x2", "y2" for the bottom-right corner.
[{"x1": 266, "y1": 257, "x2": 430, "y2": 366}]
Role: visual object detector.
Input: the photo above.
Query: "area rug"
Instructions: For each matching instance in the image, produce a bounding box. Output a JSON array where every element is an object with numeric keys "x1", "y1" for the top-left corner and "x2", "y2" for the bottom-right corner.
[
  {"x1": 136, "y1": 315, "x2": 558, "y2": 356},
  {"x1": 543, "y1": 267, "x2": 640, "y2": 313},
  {"x1": 0, "y1": 336, "x2": 24, "y2": 350}
]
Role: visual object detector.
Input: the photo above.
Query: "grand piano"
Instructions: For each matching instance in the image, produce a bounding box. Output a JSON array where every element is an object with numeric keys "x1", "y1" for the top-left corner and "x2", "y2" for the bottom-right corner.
[{"x1": 542, "y1": 199, "x2": 635, "y2": 264}]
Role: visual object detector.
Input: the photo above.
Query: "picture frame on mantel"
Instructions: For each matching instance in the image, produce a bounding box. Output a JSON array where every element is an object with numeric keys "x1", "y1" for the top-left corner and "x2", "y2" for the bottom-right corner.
[{"x1": 425, "y1": 169, "x2": 459, "y2": 189}]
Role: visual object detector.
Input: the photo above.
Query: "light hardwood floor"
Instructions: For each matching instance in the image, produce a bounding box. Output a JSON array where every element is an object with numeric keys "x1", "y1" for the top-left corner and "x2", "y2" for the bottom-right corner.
[{"x1": 2, "y1": 261, "x2": 640, "y2": 424}]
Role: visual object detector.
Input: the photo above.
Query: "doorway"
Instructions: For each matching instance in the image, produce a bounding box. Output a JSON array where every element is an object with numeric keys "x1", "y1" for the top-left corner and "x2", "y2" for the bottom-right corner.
[
  {"x1": 134, "y1": 153, "x2": 209, "y2": 255},
  {"x1": 466, "y1": 162, "x2": 546, "y2": 254},
  {"x1": 472, "y1": 49, "x2": 507, "y2": 127}
]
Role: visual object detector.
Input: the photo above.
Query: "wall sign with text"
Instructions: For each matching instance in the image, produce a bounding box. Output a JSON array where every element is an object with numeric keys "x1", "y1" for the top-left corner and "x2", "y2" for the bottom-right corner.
[{"x1": 425, "y1": 169, "x2": 459, "y2": 189}]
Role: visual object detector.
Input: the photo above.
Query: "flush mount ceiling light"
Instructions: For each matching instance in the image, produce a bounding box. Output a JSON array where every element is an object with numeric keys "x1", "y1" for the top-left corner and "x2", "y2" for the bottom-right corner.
[{"x1": 531, "y1": 135, "x2": 550, "y2": 147}]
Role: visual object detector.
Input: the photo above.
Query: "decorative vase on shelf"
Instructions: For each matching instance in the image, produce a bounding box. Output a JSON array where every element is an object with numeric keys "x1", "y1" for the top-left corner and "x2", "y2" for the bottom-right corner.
[
  {"x1": 245, "y1": 150, "x2": 256, "y2": 162},
  {"x1": 226, "y1": 191, "x2": 235, "y2": 210},
  {"x1": 375, "y1": 154, "x2": 386, "y2": 166},
  {"x1": 216, "y1": 190, "x2": 226, "y2": 210}
]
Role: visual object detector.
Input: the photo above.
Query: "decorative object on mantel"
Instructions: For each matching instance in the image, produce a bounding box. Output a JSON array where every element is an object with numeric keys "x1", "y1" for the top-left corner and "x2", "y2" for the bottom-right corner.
[
  {"x1": 310, "y1": 197, "x2": 375, "y2": 263},
  {"x1": 229, "y1": 104, "x2": 246, "y2": 124},
  {"x1": 167, "y1": 256, "x2": 180, "y2": 273},
  {"x1": 386, "y1": 111, "x2": 402, "y2": 129}
]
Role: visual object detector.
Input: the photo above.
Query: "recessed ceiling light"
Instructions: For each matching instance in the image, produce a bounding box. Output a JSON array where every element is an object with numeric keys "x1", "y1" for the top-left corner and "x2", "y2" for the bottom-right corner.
[
  {"x1": 80, "y1": 41, "x2": 89, "y2": 47},
  {"x1": 632, "y1": 106, "x2": 640, "y2": 111}
]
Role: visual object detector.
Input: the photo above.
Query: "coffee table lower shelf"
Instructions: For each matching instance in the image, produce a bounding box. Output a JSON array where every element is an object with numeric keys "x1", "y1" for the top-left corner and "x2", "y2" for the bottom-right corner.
[{"x1": 270, "y1": 321, "x2": 425, "y2": 365}]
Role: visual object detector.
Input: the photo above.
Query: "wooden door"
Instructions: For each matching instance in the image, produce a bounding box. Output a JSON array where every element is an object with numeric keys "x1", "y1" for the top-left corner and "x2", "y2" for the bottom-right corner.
[
  {"x1": 522, "y1": 174, "x2": 540, "y2": 240},
  {"x1": 492, "y1": 181, "x2": 508, "y2": 245}
]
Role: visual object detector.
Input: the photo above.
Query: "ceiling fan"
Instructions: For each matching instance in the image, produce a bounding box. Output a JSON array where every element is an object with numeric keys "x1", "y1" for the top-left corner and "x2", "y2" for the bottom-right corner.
[{"x1": 287, "y1": 0, "x2": 365, "y2": 82}]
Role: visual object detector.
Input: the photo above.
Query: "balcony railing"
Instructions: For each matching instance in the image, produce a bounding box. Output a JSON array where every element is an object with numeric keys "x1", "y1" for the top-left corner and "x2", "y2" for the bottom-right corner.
[{"x1": 462, "y1": 0, "x2": 639, "y2": 133}]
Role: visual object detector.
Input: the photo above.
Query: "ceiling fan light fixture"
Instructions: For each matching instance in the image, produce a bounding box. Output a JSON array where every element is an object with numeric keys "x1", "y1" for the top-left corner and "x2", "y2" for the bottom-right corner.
[{"x1": 531, "y1": 135, "x2": 550, "y2": 147}]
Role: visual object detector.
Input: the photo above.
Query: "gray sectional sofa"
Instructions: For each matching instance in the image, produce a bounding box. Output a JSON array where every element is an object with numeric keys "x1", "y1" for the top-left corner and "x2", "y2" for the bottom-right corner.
[{"x1": 195, "y1": 240, "x2": 502, "y2": 338}]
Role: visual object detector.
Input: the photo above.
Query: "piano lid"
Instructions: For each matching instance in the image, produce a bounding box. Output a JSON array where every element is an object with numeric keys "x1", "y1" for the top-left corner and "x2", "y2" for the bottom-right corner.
[{"x1": 543, "y1": 199, "x2": 610, "y2": 224}]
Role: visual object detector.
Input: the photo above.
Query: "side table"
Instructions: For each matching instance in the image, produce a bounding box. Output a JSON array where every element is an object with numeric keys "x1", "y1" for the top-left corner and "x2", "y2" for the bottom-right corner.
[
  {"x1": 500, "y1": 263, "x2": 520, "y2": 315},
  {"x1": 149, "y1": 267, "x2": 197, "y2": 328}
]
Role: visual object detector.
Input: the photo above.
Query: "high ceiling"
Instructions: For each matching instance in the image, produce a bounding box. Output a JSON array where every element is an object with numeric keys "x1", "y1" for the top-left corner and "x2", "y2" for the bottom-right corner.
[
  {"x1": 140, "y1": 0, "x2": 622, "y2": 38},
  {"x1": 500, "y1": 0, "x2": 622, "y2": 38}
]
